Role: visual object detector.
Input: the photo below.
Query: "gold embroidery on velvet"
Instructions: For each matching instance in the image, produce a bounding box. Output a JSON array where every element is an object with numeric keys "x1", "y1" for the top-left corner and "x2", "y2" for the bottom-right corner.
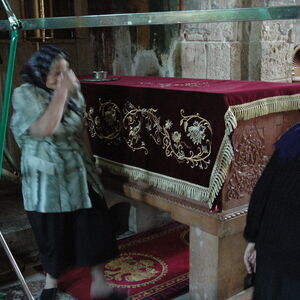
[
  {"x1": 136, "y1": 80, "x2": 210, "y2": 88},
  {"x1": 122, "y1": 102, "x2": 160, "y2": 155},
  {"x1": 104, "y1": 253, "x2": 168, "y2": 288},
  {"x1": 84, "y1": 98, "x2": 122, "y2": 143},
  {"x1": 85, "y1": 99, "x2": 213, "y2": 169},
  {"x1": 86, "y1": 93, "x2": 300, "y2": 208},
  {"x1": 123, "y1": 103, "x2": 212, "y2": 169}
]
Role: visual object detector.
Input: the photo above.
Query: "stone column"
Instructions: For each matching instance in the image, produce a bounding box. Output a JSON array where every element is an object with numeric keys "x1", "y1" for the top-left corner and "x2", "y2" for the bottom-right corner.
[
  {"x1": 180, "y1": 0, "x2": 245, "y2": 80},
  {"x1": 190, "y1": 228, "x2": 218, "y2": 300},
  {"x1": 244, "y1": 0, "x2": 296, "y2": 82}
]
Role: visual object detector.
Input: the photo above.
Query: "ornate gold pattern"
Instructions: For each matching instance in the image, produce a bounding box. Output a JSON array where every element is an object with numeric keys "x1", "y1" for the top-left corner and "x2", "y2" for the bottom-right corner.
[
  {"x1": 85, "y1": 91, "x2": 300, "y2": 208},
  {"x1": 122, "y1": 102, "x2": 160, "y2": 155},
  {"x1": 84, "y1": 98, "x2": 122, "y2": 144},
  {"x1": 136, "y1": 81, "x2": 210, "y2": 88},
  {"x1": 104, "y1": 252, "x2": 168, "y2": 288},
  {"x1": 85, "y1": 99, "x2": 213, "y2": 169}
]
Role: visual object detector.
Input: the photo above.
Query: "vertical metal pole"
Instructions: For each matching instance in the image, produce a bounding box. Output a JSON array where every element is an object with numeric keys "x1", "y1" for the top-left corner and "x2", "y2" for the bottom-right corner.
[
  {"x1": 0, "y1": 28, "x2": 19, "y2": 177},
  {"x1": 0, "y1": 12, "x2": 33, "y2": 298},
  {"x1": 0, "y1": 232, "x2": 34, "y2": 300}
]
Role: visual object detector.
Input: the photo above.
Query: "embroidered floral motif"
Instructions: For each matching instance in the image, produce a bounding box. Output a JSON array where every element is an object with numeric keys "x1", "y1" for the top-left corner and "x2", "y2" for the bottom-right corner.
[
  {"x1": 85, "y1": 99, "x2": 213, "y2": 169},
  {"x1": 165, "y1": 120, "x2": 173, "y2": 129},
  {"x1": 187, "y1": 121, "x2": 207, "y2": 145},
  {"x1": 171, "y1": 131, "x2": 181, "y2": 144},
  {"x1": 84, "y1": 98, "x2": 122, "y2": 145}
]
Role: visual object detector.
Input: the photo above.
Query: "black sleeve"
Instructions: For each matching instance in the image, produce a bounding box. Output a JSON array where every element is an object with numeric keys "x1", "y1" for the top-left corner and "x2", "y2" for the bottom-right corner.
[{"x1": 243, "y1": 152, "x2": 280, "y2": 243}]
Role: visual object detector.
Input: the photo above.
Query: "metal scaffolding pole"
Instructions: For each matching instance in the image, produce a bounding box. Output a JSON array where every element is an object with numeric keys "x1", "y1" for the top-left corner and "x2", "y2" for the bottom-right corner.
[
  {"x1": 0, "y1": 2, "x2": 34, "y2": 300},
  {"x1": 0, "y1": 27, "x2": 19, "y2": 178},
  {"x1": 0, "y1": 5, "x2": 300, "y2": 31},
  {"x1": 0, "y1": 232, "x2": 34, "y2": 300}
]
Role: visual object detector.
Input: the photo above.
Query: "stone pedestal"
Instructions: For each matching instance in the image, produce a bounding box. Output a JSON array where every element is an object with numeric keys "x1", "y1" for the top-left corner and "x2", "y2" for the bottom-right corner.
[{"x1": 189, "y1": 216, "x2": 247, "y2": 299}]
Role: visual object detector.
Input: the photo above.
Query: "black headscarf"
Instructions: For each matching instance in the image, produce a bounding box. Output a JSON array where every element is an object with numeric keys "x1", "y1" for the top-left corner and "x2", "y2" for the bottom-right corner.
[
  {"x1": 20, "y1": 45, "x2": 70, "y2": 93},
  {"x1": 20, "y1": 45, "x2": 82, "y2": 117}
]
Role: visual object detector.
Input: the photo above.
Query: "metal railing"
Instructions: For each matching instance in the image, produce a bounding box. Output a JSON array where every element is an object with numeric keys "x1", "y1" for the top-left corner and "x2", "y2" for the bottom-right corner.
[
  {"x1": 0, "y1": 5, "x2": 300, "y2": 31},
  {"x1": 0, "y1": 2, "x2": 33, "y2": 300}
]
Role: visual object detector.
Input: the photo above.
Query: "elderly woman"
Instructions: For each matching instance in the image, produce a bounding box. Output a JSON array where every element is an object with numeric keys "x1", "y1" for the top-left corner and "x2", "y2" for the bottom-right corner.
[
  {"x1": 244, "y1": 123, "x2": 300, "y2": 299},
  {"x1": 10, "y1": 46, "x2": 125, "y2": 300}
]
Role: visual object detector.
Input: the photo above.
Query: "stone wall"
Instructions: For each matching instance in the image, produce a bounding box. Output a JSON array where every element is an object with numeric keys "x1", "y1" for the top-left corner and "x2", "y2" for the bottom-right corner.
[
  {"x1": 180, "y1": 0, "x2": 295, "y2": 82},
  {"x1": 89, "y1": 0, "x2": 181, "y2": 77},
  {"x1": 0, "y1": 1, "x2": 298, "y2": 85},
  {"x1": 91, "y1": 0, "x2": 297, "y2": 82}
]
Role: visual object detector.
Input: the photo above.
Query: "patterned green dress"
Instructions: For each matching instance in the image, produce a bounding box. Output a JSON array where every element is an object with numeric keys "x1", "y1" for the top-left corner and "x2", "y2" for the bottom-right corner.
[{"x1": 10, "y1": 83, "x2": 104, "y2": 212}]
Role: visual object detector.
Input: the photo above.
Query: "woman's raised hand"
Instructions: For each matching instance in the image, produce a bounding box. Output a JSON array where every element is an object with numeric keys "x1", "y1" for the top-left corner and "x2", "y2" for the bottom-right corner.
[{"x1": 59, "y1": 69, "x2": 80, "y2": 91}]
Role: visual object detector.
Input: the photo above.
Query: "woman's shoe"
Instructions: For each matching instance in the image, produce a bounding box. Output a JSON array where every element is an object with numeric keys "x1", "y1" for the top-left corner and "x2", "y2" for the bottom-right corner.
[{"x1": 38, "y1": 288, "x2": 58, "y2": 300}]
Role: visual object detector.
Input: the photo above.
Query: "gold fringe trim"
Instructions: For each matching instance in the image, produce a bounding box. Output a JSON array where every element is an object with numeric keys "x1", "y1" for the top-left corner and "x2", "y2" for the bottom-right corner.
[
  {"x1": 208, "y1": 93, "x2": 300, "y2": 207},
  {"x1": 225, "y1": 94, "x2": 300, "y2": 134},
  {"x1": 207, "y1": 135, "x2": 234, "y2": 207},
  {"x1": 95, "y1": 156, "x2": 210, "y2": 202},
  {"x1": 97, "y1": 93, "x2": 300, "y2": 209}
]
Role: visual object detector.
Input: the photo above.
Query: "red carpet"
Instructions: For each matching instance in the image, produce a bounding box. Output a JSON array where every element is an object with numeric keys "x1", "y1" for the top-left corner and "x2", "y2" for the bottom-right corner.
[{"x1": 58, "y1": 222, "x2": 189, "y2": 300}]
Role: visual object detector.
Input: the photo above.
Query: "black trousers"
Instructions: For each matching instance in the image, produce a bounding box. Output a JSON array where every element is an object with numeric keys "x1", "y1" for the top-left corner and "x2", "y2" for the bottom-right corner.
[{"x1": 27, "y1": 186, "x2": 119, "y2": 279}]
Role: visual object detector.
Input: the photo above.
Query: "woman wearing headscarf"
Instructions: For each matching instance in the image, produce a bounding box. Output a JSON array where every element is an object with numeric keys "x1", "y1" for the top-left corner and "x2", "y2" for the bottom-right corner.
[
  {"x1": 10, "y1": 45, "x2": 125, "y2": 300},
  {"x1": 243, "y1": 123, "x2": 300, "y2": 299}
]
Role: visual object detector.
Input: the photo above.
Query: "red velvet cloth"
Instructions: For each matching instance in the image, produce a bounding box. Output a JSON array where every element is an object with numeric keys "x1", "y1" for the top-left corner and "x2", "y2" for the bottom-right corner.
[
  {"x1": 80, "y1": 75, "x2": 300, "y2": 204},
  {"x1": 80, "y1": 75, "x2": 300, "y2": 102}
]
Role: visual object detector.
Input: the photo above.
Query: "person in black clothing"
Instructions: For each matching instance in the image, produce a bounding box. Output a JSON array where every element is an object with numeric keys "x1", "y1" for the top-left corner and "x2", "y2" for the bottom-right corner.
[{"x1": 243, "y1": 123, "x2": 300, "y2": 299}]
